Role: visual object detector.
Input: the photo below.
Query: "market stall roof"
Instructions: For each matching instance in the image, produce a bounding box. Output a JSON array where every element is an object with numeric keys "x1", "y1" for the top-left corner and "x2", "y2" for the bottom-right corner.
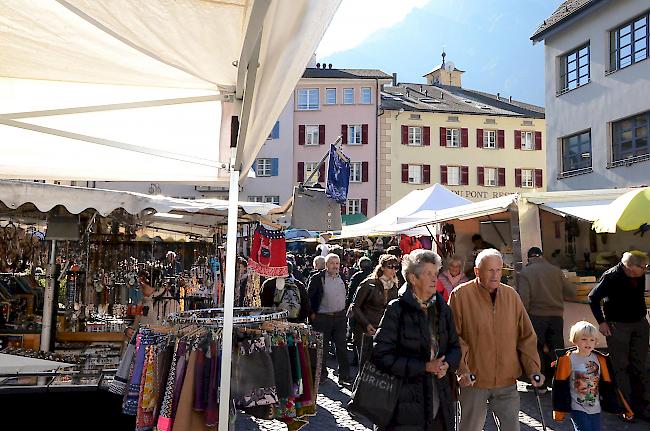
[
  {"x1": 592, "y1": 186, "x2": 650, "y2": 233},
  {"x1": 0, "y1": 0, "x2": 341, "y2": 183}
]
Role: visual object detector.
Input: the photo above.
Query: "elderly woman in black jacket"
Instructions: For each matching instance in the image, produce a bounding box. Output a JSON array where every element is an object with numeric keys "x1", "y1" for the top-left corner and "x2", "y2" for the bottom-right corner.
[{"x1": 373, "y1": 249, "x2": 461, "y2": 431}]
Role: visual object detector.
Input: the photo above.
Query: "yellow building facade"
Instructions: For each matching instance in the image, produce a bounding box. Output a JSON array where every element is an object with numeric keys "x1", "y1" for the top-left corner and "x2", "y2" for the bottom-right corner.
[{"x1": 379, "y1": 64, "x2": 546, "y2": 209}]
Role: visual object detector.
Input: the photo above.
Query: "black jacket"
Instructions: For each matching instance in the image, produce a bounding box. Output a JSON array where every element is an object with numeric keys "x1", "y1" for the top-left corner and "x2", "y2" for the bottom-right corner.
[
  {"x1": 347, "y1": 268, "x2": 372, "y2": 307},
  {"x1": 373, "y1": 286, "x2": 461, "y2": 431},
  {"x1": 307, "y1": 269, "x2": 348, "y2": 314},
  {"x1": 260, "y1": 278, "x2": 311, "y2": 323},
  {"x1": 588, "y1": 262, "x2": 647, "y2": 324}
]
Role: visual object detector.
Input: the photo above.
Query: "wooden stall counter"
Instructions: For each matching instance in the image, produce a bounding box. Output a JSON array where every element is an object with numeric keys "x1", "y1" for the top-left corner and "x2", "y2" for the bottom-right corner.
[
  {"x1": 0, "y1": 331, "x2": 41, "y2": 350},
  {"x1": 57, "y1": 332, "x2": 124, "y2": 343}
]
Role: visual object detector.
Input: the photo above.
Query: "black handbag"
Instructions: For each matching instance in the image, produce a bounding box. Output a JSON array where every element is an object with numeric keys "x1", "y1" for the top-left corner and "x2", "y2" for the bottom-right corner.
[{"x1": 347, "y1": 360, "x2": 402, "y2": 427}]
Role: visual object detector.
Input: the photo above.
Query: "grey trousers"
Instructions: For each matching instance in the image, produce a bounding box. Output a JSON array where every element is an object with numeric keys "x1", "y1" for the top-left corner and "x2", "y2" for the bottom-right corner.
[{"x1": 459, "y1": 384, "x2": 520, "y2": 431}]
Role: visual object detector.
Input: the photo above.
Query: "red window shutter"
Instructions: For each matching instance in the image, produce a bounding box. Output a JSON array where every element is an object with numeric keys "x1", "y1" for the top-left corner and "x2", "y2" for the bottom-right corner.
[
  {"x1": 535, "y1": 131, "x2": 542, "y2": 150},
  {"x1": 298, "y1": 125, "x2": 305, "y2": 145},
  {"x1": 401, "y1": 125, "x2": 408, "y2": 145},
  {"x1": 401, "y1": 164, "x2": 409, "y2": 183},
  {"x1": 423, "y1": 165, "x2": 431, "y2": 184},
  {"x1": 477, "y1": 167, "x2": 484, "y2": 186},
  {"x1": 319, "y1": 125, "x2": 325, "y2": 145},
  {"x1": 362, "y1": 161, "x2": 369, "y2": 182},
  {"x1": 476, "y1": 128, "x2": 483, "y2": 148},
  {"x1": 514, "y1": 130, "x2": 521, "y2": 149},
  {"x1": 461, "y1": 128, "x2": 468, "y2": 147},
  {"x1": 535, "y1": 169, "x2": 543, "y2": 188},
  {"x1": 440, "y1": 165, "x2": 448, "y2": 185},
  {"x1": 362, "y1": 124, "x2": 369, "y2": 145},
  {"x1": 439, "y1": 127, "x2": 447, "y2": 146},
  {"x1": 341, "y1": 204, "x2": 347, "y2": 215},
  {"x1": 497, "y1": 129, "x2": 505, "y2": 149},
  {"x1": 515, "y1": 168, "x2": 522, "y2": 187},
  {"x1": 461, "y1": 166, "x2": 469, "y2": 185},
  {"x1": 341, "y1": 124, "x2": 348, "y2": 144},
  {"x1": 318, "y1": 163, "x2": 326, "y2": 182},
  {"x1": 498, "y1": 167, "x2": 506, "y2": 187},
  {"x1": 361, "y1": 199, "x2": 368, "y2": 216},
  {"x1": 423, "y1": 126, "x2": 431, "y2": 146},
  {"x1": 297, "y1": 162, "x2": 304, "y2": 182}
]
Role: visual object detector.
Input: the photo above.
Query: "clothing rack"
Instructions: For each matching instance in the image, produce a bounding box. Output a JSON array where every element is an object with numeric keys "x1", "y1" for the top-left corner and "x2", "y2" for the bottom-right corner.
[{"x1": 164, "y1": 307, "x2": 288, "y2": 326}]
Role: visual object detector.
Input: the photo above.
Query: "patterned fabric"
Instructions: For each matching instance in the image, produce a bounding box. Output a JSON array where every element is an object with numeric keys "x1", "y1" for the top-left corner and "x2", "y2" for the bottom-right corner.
[
  {"x1": 110, "y1": 333, "x2": 137, "y2": 395},
  {"x1": 248, "y1": 225, "x2": 289, "y2": 278},
  {"x1": 205, "y1": 341, "x2": 220, "y2": 427},
  {"x1": 136, "y1": 346, "x2": 157, "y2": 430},
  {"x1": 171, "y1": 341, "x2": 189, "y2": 420},
  {"x1": 244, "y1": 273, "x2": 262, "y2": 308},
  {"x1": 234, "y1": 336, "x2": 279, "y2": 408},
  {"x1": 123, "y1": 333, "x2": 148, "y2": 415},
  {"x1": 156, "y1": 340, "x2": 180, "y2": 431}
]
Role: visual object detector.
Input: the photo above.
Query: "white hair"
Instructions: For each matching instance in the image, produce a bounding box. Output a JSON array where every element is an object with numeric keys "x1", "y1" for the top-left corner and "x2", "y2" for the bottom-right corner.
[
  {"x1": 475, "y1": 248, "x2": 503, "y2": 268},
  {"x1": 401, "y1": 249, "x2": 442, "y2": 280},
  {"x1": 313, "y1": 255, "x2": 325, "y2": 269},
  {"x1": 621, "y1": 250, "x2": 649, "y2": 268},
  {"x1": 324, "y1": 253, "x2": 340, "y2": 264}
]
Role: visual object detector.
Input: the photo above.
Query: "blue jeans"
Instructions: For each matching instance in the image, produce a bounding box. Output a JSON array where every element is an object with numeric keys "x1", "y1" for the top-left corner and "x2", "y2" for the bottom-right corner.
[{"x1": 570, "y1": 410, "x2": 600, "y2": 431}]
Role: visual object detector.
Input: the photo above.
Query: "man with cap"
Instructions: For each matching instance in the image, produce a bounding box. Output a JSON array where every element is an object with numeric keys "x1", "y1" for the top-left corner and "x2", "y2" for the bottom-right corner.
[{"x1": 517, "y1": 246, "x2": 576, "y2": 391}]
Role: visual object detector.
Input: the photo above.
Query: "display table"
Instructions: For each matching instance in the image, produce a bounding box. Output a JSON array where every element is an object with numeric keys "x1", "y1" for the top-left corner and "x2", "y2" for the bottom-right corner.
[
  {"x1": 0, "y1": 330, "x2": 41, "y2": 350},
  {"x1": 57, "y1": 332, "x2": 124, "y2": 343}
]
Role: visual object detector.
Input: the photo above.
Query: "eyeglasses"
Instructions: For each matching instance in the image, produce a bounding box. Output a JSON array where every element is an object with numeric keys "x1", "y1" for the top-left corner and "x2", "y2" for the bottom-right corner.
[{"x1": 384, "y1": 264, "x2": 400, "y2": 270}]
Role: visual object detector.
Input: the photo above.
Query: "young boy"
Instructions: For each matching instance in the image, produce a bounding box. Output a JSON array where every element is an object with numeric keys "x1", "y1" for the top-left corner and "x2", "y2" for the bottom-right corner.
[{"x1": 552, "y1": 321, "x2": 634, "y2": 430}]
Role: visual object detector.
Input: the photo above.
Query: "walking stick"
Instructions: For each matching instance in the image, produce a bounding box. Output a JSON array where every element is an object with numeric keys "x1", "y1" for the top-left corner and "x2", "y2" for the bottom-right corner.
[{"x1": 532, "y1": 374, "x2": 548, "y2": 431}]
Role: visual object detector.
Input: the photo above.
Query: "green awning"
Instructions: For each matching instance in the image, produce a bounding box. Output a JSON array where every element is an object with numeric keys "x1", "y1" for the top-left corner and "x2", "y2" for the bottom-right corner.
[{"x1": 342, "y1": 213, "x2": 367, "y2": 226}]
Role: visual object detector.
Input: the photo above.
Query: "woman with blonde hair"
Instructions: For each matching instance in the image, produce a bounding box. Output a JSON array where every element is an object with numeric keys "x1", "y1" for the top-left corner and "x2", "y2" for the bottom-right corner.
[{"x1": 349, "y1": 254, "x2": 400, "y2": 366}]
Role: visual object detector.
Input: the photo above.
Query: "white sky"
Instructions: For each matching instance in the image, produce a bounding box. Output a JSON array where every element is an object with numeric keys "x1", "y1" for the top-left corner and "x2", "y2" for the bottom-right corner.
[{"x1": 317, "y1": 0, "x2": 430, "y2": 58}]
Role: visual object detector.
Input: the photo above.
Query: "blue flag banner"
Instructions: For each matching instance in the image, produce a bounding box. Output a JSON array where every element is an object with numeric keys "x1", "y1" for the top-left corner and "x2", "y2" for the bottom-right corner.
[{"x1": 326, "y1": 144, "x2": 351, "y2": 204}]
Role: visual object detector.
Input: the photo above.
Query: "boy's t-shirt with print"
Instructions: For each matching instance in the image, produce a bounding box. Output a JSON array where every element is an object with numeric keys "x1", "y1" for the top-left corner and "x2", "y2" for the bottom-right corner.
[{"x1": 569, "y1": 352, "x2": 601, "y2": 414}]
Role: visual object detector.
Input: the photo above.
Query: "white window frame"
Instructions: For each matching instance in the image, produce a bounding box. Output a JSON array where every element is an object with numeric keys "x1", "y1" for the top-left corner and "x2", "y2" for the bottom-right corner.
[
  {"x1": 297, "y1": 88, "x2": 319, "y2": 110},
  {"x1": 347, "y1": 199, "x2": 361, "y2": 215},
  {"x1": 447, "y1": 166, "x2": 461, "y2": 186},
  {"x1": 325, "y1": 88, "x2": 337, "y2": 105},
  {"x1": 305, "y1": 125, "x2": 319, "y2": 146},
  {"x1": 264, "y1": 195, "x2": 280, "y2": 205},
  {"x1": 408, "y1": 165, "x2": 423, "y2": 184},
  {"x1": 446, "y1": 128, "x2": 460, "y2": 147},
  {"x1": 348, "y1": 124, "x2": 363, "y2": 145},
  {"x1": 256, "y1": 158, "x2": 272, "y2": 177},
  {"x1": 521, "y1": 131, "x2": 534, "y2": 150},
  {"x1": 521, "y1": 169, "x2": 534, "y2": 188},
  {"x1": 248, "y1": 196, "x2": 264, "y2": 203},
  {"x1": 350, "y1": 162, "x2": 362, "y2": 183},
  {"x1": 343, "y1": 88, "x2": 354, "y2": 104},
  {"x1": 360, "y1": 87, "x2": 372, "y2": 104},
  {"x1": 408, "y1": 126, "x2": 422, "y2": 146},
  {"x1": 483, "y1": 130, "x2": 496, "y2": 149},
  {"x1": 304, "y1": 162, "x2": 319, "y2": 185},
  {"x1": 484, "y1": 167, "x2": 497, "y2": 187}
]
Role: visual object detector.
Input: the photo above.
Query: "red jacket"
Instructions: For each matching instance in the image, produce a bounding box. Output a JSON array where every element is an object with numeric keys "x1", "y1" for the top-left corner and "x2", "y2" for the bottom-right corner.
[{"x1": 399, "y1": 235, "x2": 422, "y2": 255}]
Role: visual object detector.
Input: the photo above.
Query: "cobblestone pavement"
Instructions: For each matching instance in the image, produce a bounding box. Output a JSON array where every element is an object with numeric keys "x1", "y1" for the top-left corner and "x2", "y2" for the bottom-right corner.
[{"x1": 236, "y1": 353, "x2": 649, "y2": 430}]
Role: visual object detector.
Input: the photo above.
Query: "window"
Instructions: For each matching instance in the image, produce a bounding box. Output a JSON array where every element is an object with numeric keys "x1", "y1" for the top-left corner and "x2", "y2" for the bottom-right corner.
[
  {"x1": 248, "y1": 196, "x2": 263, "y2": 203},
  {"x1": 304, "y1": 162, "x2": 319, "y2": 185},
  {"x1": 484, "y1": 167, "x2": 497, "y2": 187},
  {"x1": 264, "y1": 196, "x2": 280, "y2": 205},
  {"x1": 361, "y1": 87, "x2": 371, "y2": 104},
  {"x1": 350, "y1": 162, "x2": 362, "y2": 182},
  {"x1": 256, "y1": 158, "x2": 272, "y2": 177},
  {"x1": 612, "y1": 111, "x2": 649, "y2": 162},
  {"x1": 343, "y1": 88, "x2": 354, "y2": 104},
  {"x1": 326, "y1": 88, "x2": 337, "y2": 105},
  {"x1": 408, "y1": 165, "x2": 422, "y2": 184},
  {"x1": 348, "y1": 124, "x2": 362, "y2": 145},
  {"x1": 446, "y1": 128, "x2": 460, "y2": 147},
  {"x1": 305, "y1": 125, "x2": 319, "y2": 146},
  {"x1": 347, "y1": 199, "x2": 361, "y2": 215},
  {"x1": 610, "y1": 13, "x2": 648, "y2": 72},
  {"x1": 521, "y1": 131, "x2": 534, "y2": 150},
  {"x1": 561, "y1": 131, "x2": 592, "y2": 172},
  {"x1": 521, "y1": 169, "x2": 534, "y2": 188},
  {"x1": 483, "y1": 130, "x2": 496, "y2": 149},
  {"x1": 559, "y1": 44, "x2": 590, "y2": 92},
  {"x1": 267, "y1": 121, "x2": 280, "y2": 140},
  {"x1": 410, "y1": 114, "x2": 421, "y2": 120},
  {"x1": 408, "y1": 127, "x2": 422, "y2": 146},
  {"x1": 447, "y1": 166, "x2": 460, "y2": 186},
  {"x1": 297, "y1": 88, "x2": 319, "y2": 110}
]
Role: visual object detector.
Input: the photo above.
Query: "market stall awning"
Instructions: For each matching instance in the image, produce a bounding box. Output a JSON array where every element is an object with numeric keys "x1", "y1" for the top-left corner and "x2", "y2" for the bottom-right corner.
[
  {"x1": 592, "y1": 187, "x2": 650, "y2": 233},
  {"x1": 534, "y1": 200, "x2": 615, "y2": 222},
  {"x1": 0, "y1": 0, "x2": 341, "y2": 183}
]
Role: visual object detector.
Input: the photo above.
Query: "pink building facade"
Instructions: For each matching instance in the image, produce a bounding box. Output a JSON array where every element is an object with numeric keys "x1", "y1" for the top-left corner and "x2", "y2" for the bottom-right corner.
[{"x1": 293, "y1": 67, "x2": 392, "y2": 219}]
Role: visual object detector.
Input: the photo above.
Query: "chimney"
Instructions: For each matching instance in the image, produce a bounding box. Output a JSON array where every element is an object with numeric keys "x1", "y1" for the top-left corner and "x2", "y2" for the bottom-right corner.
[
  {"x1": 425, "y1": 89, "x2": 428, "y2": 96},
  {"x1": 497, "y1": 92, "x2": 500, "y2": 99},
  {"x1": 440, "y1": 91, "x2": 444, "y2": 99},
  {"x1": 328, "y1": 63, "x2": 332, "y2": 69},
  {"x1": 392, "y1": 72, "x2": 397, "y2": 86},
  {"x1": 509, "y1": 96, "x2": 513, "y2": 102},
  {"x1": 316, "y1": 62, "x2": 320, "y2": 68}
]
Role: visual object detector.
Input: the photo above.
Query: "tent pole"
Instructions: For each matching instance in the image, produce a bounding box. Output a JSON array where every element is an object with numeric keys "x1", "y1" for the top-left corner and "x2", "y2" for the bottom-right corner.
[
  {"x1": 218, "y1": 165, "x2": 240, "y2": 429},
  {"x1": 40, "y1": 240, "x2": 57, "y2": 352}
]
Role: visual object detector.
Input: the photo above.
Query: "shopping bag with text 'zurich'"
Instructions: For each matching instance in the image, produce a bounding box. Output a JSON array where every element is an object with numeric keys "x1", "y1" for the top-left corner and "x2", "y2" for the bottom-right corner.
[{"x1": 347, "y1": 360, "x2": 401, "y2": 427}]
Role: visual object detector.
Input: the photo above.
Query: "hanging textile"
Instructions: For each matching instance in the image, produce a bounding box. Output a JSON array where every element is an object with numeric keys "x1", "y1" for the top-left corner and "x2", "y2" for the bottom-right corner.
[
  {"x1": 248, "y1": 224, "x2": 288, "y2": 278},
  {"x1": 325, "y1": 144, "x2": 351, "y2": 204}
]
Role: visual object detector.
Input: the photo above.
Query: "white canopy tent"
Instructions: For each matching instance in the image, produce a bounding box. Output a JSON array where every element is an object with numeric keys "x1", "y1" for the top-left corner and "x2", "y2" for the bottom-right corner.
[
  {"x1": 0, "y1": 1, "x2": 341, "y2": 425},
  {"x1": 338, "y1": 184, "x2": 471, "y2": 238}
]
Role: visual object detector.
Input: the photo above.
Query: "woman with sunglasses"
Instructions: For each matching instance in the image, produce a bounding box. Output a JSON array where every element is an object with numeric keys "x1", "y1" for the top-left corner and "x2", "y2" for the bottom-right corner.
[{"x1": 349, "y1": 254, "x2": 401, "y2": 367}]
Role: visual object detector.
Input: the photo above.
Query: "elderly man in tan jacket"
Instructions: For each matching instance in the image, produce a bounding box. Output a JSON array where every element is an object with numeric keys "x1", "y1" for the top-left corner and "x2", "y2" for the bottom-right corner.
[{"x1": 448, "y1": 249, "x2": 543, "y2": 431}]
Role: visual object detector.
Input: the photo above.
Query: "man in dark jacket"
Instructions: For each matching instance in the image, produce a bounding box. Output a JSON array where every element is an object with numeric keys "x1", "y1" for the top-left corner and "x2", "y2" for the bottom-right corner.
[
  {"x1": 589, "y1": 250, "x2": 650, "y2": 419},
  {"x1": 346, "y1": 256, "x2": 373, "y2": 307},
  {"x1": 260, "y1": 261, "x2": 311, "y2": 323},
  {"x1": 308, "y1": 253, "x2": 351, "y2": 385}
]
